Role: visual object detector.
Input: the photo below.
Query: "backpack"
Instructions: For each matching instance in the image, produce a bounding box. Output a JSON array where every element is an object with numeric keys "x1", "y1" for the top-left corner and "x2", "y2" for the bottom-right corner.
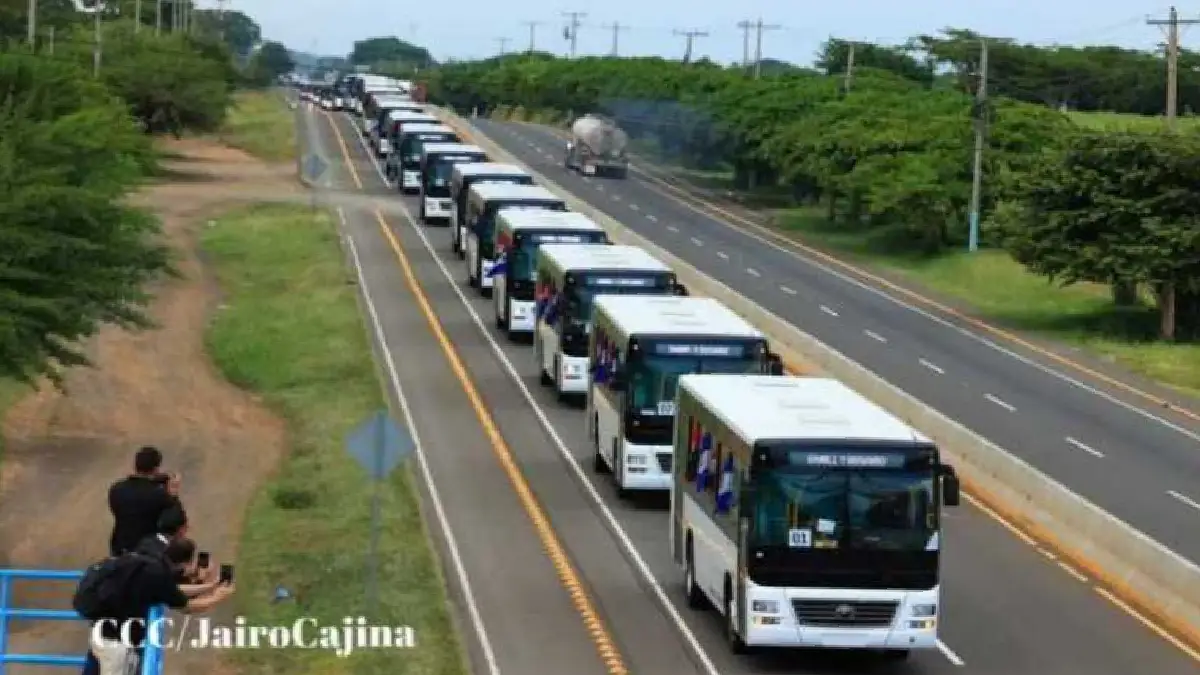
[{"x1": 73, "y1": 553, "x2": 155, "y2": 620}]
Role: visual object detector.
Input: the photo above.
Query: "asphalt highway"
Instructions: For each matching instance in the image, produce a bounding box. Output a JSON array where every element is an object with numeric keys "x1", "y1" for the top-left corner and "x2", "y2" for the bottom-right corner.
[
  {"x1": 467, "y1": 118, "x2": 1200, "y2": 565},
  {"x1": 305, "y1": 101, "x2": 1200, "y2": 674}
]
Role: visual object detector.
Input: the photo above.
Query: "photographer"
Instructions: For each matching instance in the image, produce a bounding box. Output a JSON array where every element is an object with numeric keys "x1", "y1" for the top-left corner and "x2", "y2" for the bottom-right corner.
[
  {"x1": 134, "y1": 507, "x2": 218, "y2": 586},
  {"x1": 108, "y1": 446, "x2": 182, "y2": 556},
  {"x1": 87, "y1": 538, "x2": 234, "y2": 675}
]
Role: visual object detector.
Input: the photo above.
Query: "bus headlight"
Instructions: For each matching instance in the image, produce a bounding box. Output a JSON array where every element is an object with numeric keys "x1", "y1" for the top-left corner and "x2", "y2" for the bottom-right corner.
[
  {"x1": 910, "y1": 603, "x2": 936, "y2": 617},
  {"x1": 751, "y1": 600, "x2": 779, "y2": 614}
]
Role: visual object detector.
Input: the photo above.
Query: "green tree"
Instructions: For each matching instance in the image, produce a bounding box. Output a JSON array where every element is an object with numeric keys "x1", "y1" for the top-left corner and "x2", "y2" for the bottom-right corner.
[
  {"x1": 190, "y1": 8, "x2": 260, "y2": 55},
  {"x1": 0, "y1": 52, "x2": 169, "y2": 382},
  {"x1": 247, "y1": 40, "x2": 292, "y2": 84},
  {"x1": 58, "y1": 20, "x2": 231, "y2": 134},
  {"x1": 995, "y1": 131, "x2": 1200, "y2": 340},
  {"x1": 350, "y1": 36, "x2": 434, "y2": 68},
  {"x1": 0, "y1": 0, "x2": 77, "y2": 45}
]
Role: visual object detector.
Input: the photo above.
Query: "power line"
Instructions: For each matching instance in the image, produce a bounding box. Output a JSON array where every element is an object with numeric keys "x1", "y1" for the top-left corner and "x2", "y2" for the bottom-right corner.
[
  {"x1": 601, "y1": 22, "x2": 628, "y2": 57},
  {"x1": 521, "y1": 20, "x2": 541, "y2": 53},
  {"x1": 562, "y1": 11, "x2": 586, "y2": 57},
  {"x1": 1147, "y1": 6, "x2": 1200, "y2": 128},
  {"x1": 673, "y1": 28, "x2": 708, "y2": 63}
]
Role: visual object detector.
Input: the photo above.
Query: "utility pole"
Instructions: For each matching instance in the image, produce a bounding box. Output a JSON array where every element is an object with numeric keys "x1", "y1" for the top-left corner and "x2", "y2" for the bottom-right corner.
[
  {"x1": 1147, "y1": 7, "x2": 1200, "y2": 128},
  {"x1": 47, "y1": 26, "x2": 54, "y2": 54},
  {"x1": 967, "y1": 39, "x2": 988, "y2": 252},
  {"x1": 601, "y1": 22, "x2": 626, "y2": 56},
  {"x1": 736, "y1": 20, "x2": 752, "y2": 70},
  {"x1": 217, "y1": 0, "x2": 228, "y2": 40},
  {"x1": 674, "y1": 29, "x2": 707, "y2": 63},
  {"x1": 750, "y1": 19, "x2": 781, "y2": 78},
  {"x1": 562, "y1": 11, "x2": 585, "y2": 57},
  {"x1": 495, "y1": 36, "x2": 510, "y2": 55},
  {"x1": 27, "y1": 0, "x2": 35, "y2": 47},
  {"x1": 135, "y1": 0, "x2": 141, "y2": 32},
  {"x1": 155, "y1": 0, "x2": 162, "y2": 34},
  {"x1": 521, "y1": 20, "x2": 541, "y2": 53},
  {"x1": 843, "y1": 41, "x2": 856, "y2": 92},
  {"x1": 92, "y1": 2, "x2": 102, "y2": 77}
]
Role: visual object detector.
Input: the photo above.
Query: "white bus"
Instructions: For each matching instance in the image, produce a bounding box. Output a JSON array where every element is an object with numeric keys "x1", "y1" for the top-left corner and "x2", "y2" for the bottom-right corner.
[
  {"x1": 419, "y1": 143, "x2": 487, "y2": 224},
  {"x1": 387, "y1": 123, "x2": 458, "y2": 188},
  {"x1": 533, "y1": 244, "x2": 683, "y2": 401},
  {"x1": 375, "y1": 109, "x2": 436, "y2": 158},
  {"x1": 464, "y1": 184, "x2": 566, "y2": 294},
  {"x1": 587, "y1": 296, "x2": 783, "y2": 496},
  {"x1": 669, "y1": 375, "x2": 961, "y2": 658},
  {"x1": 491, "y1": 211, "x2": 608, "y2": 339},
  {"x1": 360, "y1": 93, "x2": 412, "y2": 138},
  {"x1": 372, "y1": 103, "x2": 427, "y2": 156},
  {"x1": 450, "y1": 164, "x2": 533, "y2": 257}
]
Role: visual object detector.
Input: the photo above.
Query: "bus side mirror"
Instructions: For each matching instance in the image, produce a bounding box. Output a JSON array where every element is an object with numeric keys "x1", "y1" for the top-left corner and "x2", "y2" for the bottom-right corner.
[
  {"x1": 940, "y1": 464, "x2": 960, "y2": 507},
  {"x1": 766, "y1": 354, "x2": 784, "y2": 376},
  {"x1": 673, "y1": 283, "x2": 689, "y2": 296}
]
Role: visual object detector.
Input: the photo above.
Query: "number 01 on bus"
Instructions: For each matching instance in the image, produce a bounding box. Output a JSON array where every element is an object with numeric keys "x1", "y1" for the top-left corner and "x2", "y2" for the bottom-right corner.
[{"x1": 669, "y1": 374, "x2": 960, "y2": 659}]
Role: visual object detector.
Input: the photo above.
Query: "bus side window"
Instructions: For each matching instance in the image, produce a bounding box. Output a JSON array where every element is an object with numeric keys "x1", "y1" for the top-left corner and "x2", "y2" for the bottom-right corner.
[
  {"x1": 683, "y1": 417, "x2": 698, "y2": 481},
  {"x1": 707, "y1": 442, "x2": 722, "y2": 497}
]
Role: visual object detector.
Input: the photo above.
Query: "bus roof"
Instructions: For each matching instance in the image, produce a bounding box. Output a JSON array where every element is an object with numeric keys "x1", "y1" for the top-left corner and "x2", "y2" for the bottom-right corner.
[
  {"x1": 452, "y1": 163, "x2": 528, "y2": 178},
  {"x1": 421, "y1": 143, "x2": 484, "y2": 156},
  {"x1": 470, "y1": 183, "x2": 561, "y2": 202},
  {"x1": 678, "y1": 375, "x2": 928, "y2": 445},
  {"x1": 497, "y1": 211, "x2": 602, "y2": 233},
  {"x1": 596, "y1": 296, "x2": 762, "y2": 340},
  {"x1": 537, "y1": 244, "x2": 670, "y2": 274},
  {"x1": 386, "y1": 110, "x2": 435, "y2": 122},
  {"x1": 399, "y1": 124, "x2": 454, "y2": 136}
]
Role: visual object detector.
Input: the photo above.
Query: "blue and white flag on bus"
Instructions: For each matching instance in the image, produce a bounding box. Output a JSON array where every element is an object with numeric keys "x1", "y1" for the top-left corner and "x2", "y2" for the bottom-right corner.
[
  {"x1": 486, "y1": 251, "x2": 506, "y2": 278},
  {"x1": 715, "y1": 455, "x2": 736, "y2": 513},
  {"x1": 695, "y1": 432, "x2": 713, "y2": 491}
]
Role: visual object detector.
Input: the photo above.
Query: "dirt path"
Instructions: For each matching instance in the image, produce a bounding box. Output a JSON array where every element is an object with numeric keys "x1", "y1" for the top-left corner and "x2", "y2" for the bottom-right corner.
[{"x1": 0, "y1": 139, "x2": 299, "y2": 674}]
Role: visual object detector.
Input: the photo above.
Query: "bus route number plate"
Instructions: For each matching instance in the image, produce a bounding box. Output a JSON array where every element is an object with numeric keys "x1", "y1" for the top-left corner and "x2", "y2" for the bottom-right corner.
[{"x1": 788, "y1": 529, "x2": 812, "y2": 548}]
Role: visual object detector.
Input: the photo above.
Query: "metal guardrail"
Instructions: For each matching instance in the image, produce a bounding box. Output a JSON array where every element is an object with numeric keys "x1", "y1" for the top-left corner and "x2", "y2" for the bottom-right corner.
[{"x1": 0, "y1": 569, "x2": 165, "y2": 675}]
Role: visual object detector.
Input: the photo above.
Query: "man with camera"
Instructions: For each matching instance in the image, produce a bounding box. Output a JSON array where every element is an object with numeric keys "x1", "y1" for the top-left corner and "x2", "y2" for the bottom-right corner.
[
  {"x1": 83, "y1": 537, "x2": 235, "y2": 675},
  {"x1": 108, "y1": 446, "x2": 182, "y2": 557}
]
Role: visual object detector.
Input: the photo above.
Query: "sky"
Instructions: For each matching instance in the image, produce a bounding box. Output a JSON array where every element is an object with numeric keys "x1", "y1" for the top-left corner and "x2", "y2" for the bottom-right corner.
[{"x1": 217, "y1": 1, "x2": 1189, "y2": 65}]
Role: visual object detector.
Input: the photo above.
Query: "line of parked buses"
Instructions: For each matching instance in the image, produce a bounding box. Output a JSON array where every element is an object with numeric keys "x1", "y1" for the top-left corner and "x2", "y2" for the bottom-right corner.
[{"x1": 325, "y1": 73, "x2": 962, "y2": 661}]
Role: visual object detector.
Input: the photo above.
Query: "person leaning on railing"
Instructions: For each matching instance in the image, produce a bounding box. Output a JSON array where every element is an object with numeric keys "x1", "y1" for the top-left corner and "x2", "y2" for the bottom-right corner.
[{"x1": 89, "y1": 538, "x2": 234, "y2": 675}]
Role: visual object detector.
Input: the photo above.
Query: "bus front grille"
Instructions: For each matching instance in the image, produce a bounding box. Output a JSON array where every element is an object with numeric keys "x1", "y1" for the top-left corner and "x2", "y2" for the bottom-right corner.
[{"x1": 791, "y1": 599, "x2": 898, "y2": 628}]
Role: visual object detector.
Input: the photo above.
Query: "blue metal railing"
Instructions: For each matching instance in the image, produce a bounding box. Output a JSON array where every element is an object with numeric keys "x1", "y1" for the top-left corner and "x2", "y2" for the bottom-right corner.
[{"x1": 0, "y1": 569, "x2": 164, "y2": 674}]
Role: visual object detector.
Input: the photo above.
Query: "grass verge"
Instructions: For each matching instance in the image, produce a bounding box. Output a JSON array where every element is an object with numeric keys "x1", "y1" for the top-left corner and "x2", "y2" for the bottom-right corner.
[
  {"x1": 218, "y1": 91, "x2": 297, "y2": 162},
  {"x1": 774, "y1": 210, "x2": 1200, "y2": 396},
  {"x1": 203, "y1": 203, "x2": 467, "y2": 675}
]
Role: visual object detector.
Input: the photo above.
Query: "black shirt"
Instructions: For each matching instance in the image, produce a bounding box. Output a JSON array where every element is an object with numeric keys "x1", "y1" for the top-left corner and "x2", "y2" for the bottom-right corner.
[
  {"x1": 108, "y1": 476, "x2": 179, "y2": 556},
  {"x1": 134, "y1": 535, "x2": 190, "y2": 584},
  {"x1": 97, "y1": 558, "x2": 189, "y2": 642}
]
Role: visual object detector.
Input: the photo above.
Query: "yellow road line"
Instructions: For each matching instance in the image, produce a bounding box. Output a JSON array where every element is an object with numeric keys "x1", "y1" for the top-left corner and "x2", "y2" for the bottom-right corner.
[{"x1": 322, "y1": 111, "x2": 630, "y2": 675}]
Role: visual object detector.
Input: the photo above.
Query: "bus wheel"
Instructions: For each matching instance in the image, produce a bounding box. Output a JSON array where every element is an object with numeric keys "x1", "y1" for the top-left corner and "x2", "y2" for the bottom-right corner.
[
  {"x1": 684, "y1": 539, "x2": 705, "y2": 609},
  {"x1": 612, "y1": 440, "x2": 629, "y2": 499},
  {"x1": 724, "y1": 581, "x2": 748, "y2": 654},
  {"x1": 495, "y1": 304, "x2": 505, "y2": 329},
  {"x1": 592, "y1": 422, "x2": 607, "y2": 473}
]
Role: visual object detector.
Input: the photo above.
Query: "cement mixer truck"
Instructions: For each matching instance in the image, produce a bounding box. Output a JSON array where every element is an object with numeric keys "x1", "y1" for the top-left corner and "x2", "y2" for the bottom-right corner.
[{"x1": 564, "y1": 114, "x2": 629, "y2": 178}]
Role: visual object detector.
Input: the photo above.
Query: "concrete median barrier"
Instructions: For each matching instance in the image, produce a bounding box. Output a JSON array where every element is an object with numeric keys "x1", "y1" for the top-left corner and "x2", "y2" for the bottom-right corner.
[{"x1": 435, "y1": 107, "x2": 1200, "y2": 649}]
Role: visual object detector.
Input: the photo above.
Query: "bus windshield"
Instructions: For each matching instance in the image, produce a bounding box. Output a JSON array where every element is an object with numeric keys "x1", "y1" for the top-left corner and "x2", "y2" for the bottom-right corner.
[
  {"x1": 509, "y1": 231, "x2": 605, "y2": 282},
  {"x1": 563, "y1": 276, "x2": 670, "y2": 329},
  {"x1": 402, "y1": 134, "x2": 454, "y2": 165},
  {"x1": 749, "y1": 449, "x2": 938, "y2": 553},
  {"x1": 476, "y1": 203, "x2": 565, "y2": 257},
  {"x1": 426, "y1": 157, "x2": 479, "y2": 196},
  {"x1": 629, "y1": 347, "x2": 760, "y2": 413}
]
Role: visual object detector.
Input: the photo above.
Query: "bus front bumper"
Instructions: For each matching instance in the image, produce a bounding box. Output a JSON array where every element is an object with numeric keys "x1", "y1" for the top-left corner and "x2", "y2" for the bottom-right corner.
[
  {"x1": 618, "y1": 441, "x2": 672, "y2": 490},
  {"x1": 743, "y1": 588, "x2": 939, "y2": 650},
  {"x1": 558, "y1": 354, "x2": 589, "y2": 393},
  {"x1": 424, "y1": 197, "x2": 452, "y2": 221},
  {"x1": 507, "y1": 300, "x2": 535, "y2": 332},
  {"x1": 401, "y1": 170, "x2": 420, "y2": 191}
]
